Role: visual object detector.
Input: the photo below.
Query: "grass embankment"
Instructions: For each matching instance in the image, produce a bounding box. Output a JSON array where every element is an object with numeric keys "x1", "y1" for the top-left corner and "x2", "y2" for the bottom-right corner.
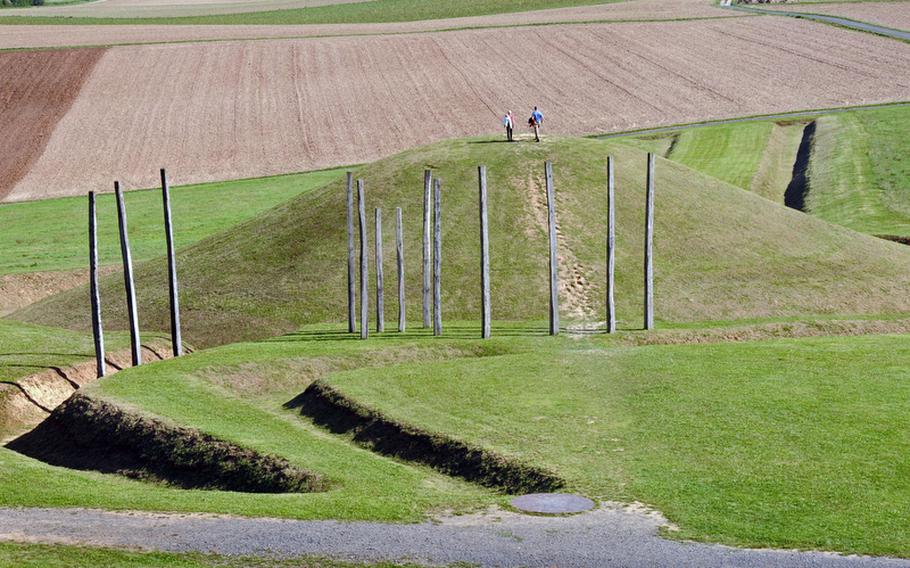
[
  {"x1": 17, "y1": 135, "x2": 910, "y2": 348},
  {"x1": 0, "y1": 168, "x2": 344, "y2": 276},
  {"x1": 0, "y1": 542, "x2": 428, "y2": 568},
  {"x1": 0, "y1": 0, "x2": 618, "y2": 25},
  {"x1": 806, "y1": 107, "x2": 910, "y2": 237},
  {"x1": 0, "y1": 333, "x2": 497, "y2": 520},
  {"x1": 0, "y1": 318, "x2": 129, "y2": 383},
  {"x1": 623, "y1": 105, "x2": 910, "y2": 236},
  {"x1": 4, "y1": 327, "x2": 910, "y2": 555}
]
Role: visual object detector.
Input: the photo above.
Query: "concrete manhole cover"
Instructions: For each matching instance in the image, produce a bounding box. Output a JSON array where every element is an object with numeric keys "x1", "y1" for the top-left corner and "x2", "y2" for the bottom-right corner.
[{"x1": 510, "y1": 493, "x2": 596, "y2": 515}]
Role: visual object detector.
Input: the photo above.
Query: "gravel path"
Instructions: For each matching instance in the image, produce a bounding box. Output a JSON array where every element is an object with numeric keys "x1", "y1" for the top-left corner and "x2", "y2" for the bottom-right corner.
[
  {"x1": 730, "y1": 4, "x2": 910, "y2": 41},
  {"x1": 1, "y1": 505, "x2": 908, "y2": 567}
]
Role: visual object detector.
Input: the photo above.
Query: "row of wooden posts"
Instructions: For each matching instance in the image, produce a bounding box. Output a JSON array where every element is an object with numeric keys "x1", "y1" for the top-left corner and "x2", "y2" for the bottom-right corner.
[
  {"x1": 345, "y1": 152, "x2": 657, "y2": 339},
  {"x1": 88, "y1": 169, "x2": 183, "y2": 379}
]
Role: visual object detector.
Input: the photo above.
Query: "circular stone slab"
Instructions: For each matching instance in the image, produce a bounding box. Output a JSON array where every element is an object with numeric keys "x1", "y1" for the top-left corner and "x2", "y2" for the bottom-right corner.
[{"x1": 510, "y1": 493, "x2": 595, "y2": 515}]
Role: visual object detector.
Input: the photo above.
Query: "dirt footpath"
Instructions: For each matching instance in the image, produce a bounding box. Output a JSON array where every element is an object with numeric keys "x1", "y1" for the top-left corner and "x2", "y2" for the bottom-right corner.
[{"x1": 7, "y1": 16, "x2": 909, "y2": 203}]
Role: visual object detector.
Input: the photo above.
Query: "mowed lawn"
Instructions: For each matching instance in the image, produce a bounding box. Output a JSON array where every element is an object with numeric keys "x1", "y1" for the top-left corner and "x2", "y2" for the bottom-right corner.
[
  {"x1": 0, "y1": 542, "x2": 427, "y2": 568},
  {"x1": 807, "y1": 107, "x2": 910, "y2": 237},
  {"x1": 0, "y1": 0, "x2": 619, "y2": 25},
  {"x1": 0, "y1": 168, "x2": 344, "y2": 275},
  {"x1": 318, "y1": 332, "x2": 910, "y2": 556},
  {"x1": 4, "y1": 327, "x2": 910, "y2": 556}
]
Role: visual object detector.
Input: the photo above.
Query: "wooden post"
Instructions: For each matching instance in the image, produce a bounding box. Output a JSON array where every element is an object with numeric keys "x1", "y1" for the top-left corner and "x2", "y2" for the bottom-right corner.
[
  {"x1": 88, "y1": 192, "x2": 105, "y2": 378},
  {"x1": 375, "y1": 208, "x2": 384, "y2": 333},
  {"x1": 346, "y1": 172, "x2": 356, "y2": 333},
  {"x1": 160, "y1": 169, "x2": 182, "y2": 357},
  {"x1": 396, "y1": 207, "x2": 405, "y2": 333},
  {"x1": 358, "y1": 180, "x2": 369, "y2": 340},
  {"x1": 545, "y1": 161, "x2": 559, "y2": 336},
  {"x1": 115, "y1": 182, "x2": 142, "y2": 367},
  {"x1": 606, "y1": 156, "x2": 616, "y2": 334},
  {"x1": 644, "y1": 153, "x2": 655, "y2": 331},
  {"x1": 433, "y1": 178, "x2": 442, "y2": 336},
  {"x1": 478, "y1": 166, "x2": 491, "y2": 339},
  {"x1": 422, "y1": 169, "x2": 432, "y2": 328}
]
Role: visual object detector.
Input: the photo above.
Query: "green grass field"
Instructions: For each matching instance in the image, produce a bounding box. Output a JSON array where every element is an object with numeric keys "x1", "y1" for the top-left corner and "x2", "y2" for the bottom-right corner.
[
  {"x1": 0, "y1": 0, "x2": 616, "y2": 25},
  {"x1": 0, "y1": 542, "x2": 428, "y2": 568},
  {"x1": 0, "y1": 168, "x2": 344, "y2": 276},
  {"x1": 17, "y1": 135, "x2": 910, "y2": 348},
  {"x1": 3, "y1": 326, "x2": 909, "y2": 556}
]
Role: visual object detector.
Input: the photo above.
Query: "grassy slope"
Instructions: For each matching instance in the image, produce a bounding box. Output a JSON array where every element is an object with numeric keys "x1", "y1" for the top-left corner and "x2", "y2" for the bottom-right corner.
[
  {"x1": 806, "y1": 107, "x2": 910, "y2": 236},
  {"x1": 0, "y1": 318, "x2": 130, "y2": 382},
  {"x1": 17, "y1": 136, "x2": 910, "y2": 348},
  {"x1": 322, "y1": 332, "x2": 910, "y2": 556},
  {"x1": 0, "y1": 0, "x2": 617, "y2": 25},
  {"x1": 0, "y1": 332, "x2": 494, "y2": 520},
  {"x1": 0, "y1": 542, "x2": 427, "y2": 568},
  {"x1": 0, "y1": 168, "x2": 344, "y2": 276}
]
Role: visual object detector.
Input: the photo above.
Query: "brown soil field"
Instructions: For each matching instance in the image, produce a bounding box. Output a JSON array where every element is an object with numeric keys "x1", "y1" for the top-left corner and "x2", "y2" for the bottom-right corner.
[
  {"x1": 6, "y1": 17, "x2": 910, "y2": 202},
  {"x1": 2, "y1": 0, "x2": 365, "y2": 18},
  {"x1": 765, "y1": 1, "x2": 910, "y2": 31},
  {"x1": 0, "y1": 49, "x2": 104, "y2": 201},
  {"x1": 0, "y1": 0, "x2": 733, "y2": 50},
  {"x1": 0, "y1": 266, "x2": 117, "y2": 316}
]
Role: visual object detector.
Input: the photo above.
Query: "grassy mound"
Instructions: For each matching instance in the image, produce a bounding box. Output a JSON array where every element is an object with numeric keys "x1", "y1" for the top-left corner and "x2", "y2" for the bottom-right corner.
[{"x1": 16, "y1": 135, "x2": 910, "y2": 347}]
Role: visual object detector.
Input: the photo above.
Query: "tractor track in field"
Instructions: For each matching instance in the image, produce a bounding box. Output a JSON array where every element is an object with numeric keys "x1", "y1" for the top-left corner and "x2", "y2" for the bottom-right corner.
[{"x1": 1, "y1": 505, "x2": 909, "y2": 567}]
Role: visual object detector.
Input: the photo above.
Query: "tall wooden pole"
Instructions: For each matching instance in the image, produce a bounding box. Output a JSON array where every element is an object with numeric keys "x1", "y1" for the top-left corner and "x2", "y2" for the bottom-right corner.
[
  {"x1": 478, "y1": 166, "x2": 491, "y2": 339},
  {"x1": 545, "y1": 162, "x2": 559, "y2": 336},
  {"x1": 375, "y1": 208, "x2": 385, "y2": 333},
  {"x1": 115, "y1": 182, "x2": 142, "y2": 366},
  {"x1": 346, "y1": 172, "x2": 356, "y2": 333},
  {"x1": 644, "y1": 153, "x2": 656, "y2": 331},
  {"x1": 606, "y1": 156, "x2": 616, "y2": 334},
  {"x1": 88, "y1": 192, "x2": 105, "y2": 378},
  {"x1": 433, "y1": 178, "x2": 442, "y2": 336},
  {"x1": 358, "y1": 180, "x2": 369, "y2": 339},
  {"x1": 396, "y1": 207, "x2": 405, "y2": 333},
  {"x1": 160, "y1": 169, "x2": 182, "y2": 357},
  {"x1": 422, "y1": 169, "x2": 432, "y2": 328}
]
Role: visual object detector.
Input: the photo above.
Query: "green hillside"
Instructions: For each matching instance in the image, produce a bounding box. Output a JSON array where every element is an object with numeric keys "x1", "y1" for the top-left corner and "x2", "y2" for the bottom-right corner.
[{"x1": 15, "y1": 136, "x2": 910, "y2": 348}]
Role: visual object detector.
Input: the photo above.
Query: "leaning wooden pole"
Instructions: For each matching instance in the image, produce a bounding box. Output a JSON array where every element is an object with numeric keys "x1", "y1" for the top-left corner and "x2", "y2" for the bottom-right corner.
[
  {"x1": 606, "y1": 156, "x2": 616, "y2": 334},
  {"x1": 422, "y1": 169, "x2": 432, "y2": 328},
  {"x1": 644, "y1": 152, "x2": 656, "y2": 331},
  {"x1": 346, "y1": 172, "x2": 356, "y2": 333},
  {"x1": 478, "y1": 166, "x2": 491, "y2": 339},
  {"x1": 88, "y1": 192, "x2": 105, "y2": 378},
  {"x1": 545, "y1": 161, "x2": 560, "y2": 336},
  {"x1": 375, "y1": 208, "x2": 385, "y2": 333},
  {"x1": 433, "y1": 178, "x2": 442, "y2": 336},
  {"x1": 396, "y1": 207, "x2": 405, "y2": 333},
  {"x1": 115, "y1": 182, "x2": 142, "y2": 366},
  {"x1": 160, "y1": 169, "x2": 182, "y2": 357},
  {"x1": 358, "y1": 180, "x2": 369, "y2": 339}
]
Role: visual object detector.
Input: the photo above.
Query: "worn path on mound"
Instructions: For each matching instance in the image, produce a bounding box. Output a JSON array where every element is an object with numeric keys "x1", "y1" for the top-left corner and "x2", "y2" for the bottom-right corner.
[
  {"x1": 6, "y1": 16, "x2": 910, "y2": 202},
  {"x1": 1, "y1": 506, "x2": 908, "y2": 567},
  {"x1": 0, "y1": 0, "x2": 733, "y2": 49}
]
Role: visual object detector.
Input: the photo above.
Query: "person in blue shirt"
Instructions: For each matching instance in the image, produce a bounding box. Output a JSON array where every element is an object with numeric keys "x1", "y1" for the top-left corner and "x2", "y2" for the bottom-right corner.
[{"x1": 529, "y1": 107, "x2": 544, "y2": 142}]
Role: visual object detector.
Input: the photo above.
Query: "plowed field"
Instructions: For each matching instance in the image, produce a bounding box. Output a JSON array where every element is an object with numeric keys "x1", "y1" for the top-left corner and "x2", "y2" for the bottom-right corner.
[
  {"x1": 2, "y1": 0, "x2": 365, "y2": 18},
  {"x1": 0, "y1": 49, "x2": 103, "y2": 201},
  {"x1": 6, "y1": 17, "x2": 910, "y2": 202},
  {"x1": 0, "y1": 0, "x2": 733, "y2": 50},
  {"x1": 765, "y1": 1, "x2": 910, "y2": 31}
]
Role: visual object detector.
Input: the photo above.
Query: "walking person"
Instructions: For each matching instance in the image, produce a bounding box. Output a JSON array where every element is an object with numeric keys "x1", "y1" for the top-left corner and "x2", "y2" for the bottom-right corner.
[
  {"x1": 530, "y1": 106, "x2": 544, "y2": 142},
  {"x1": 503, "y1": 111, "x2": 514, "y2": 142}
]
